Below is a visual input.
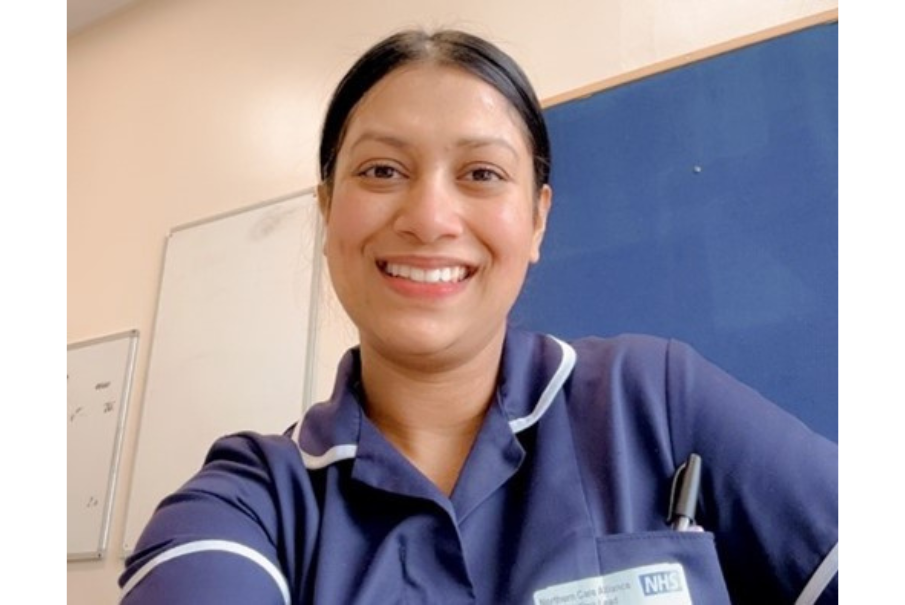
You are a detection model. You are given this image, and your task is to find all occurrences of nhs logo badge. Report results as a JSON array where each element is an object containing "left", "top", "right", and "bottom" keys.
[
  {"left": 534, "top": 563, "right": 692, "bottom": 605},
  {"left": 639, "top": 570, "right": 684, "bottom": 596}
]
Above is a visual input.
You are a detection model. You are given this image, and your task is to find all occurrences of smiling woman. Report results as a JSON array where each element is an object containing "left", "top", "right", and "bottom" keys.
[
  {"left": 327, "top": 65, "right": 547, "bottom": 356},
  {"left": 322, "top": 61, "right": 550, "bottom": 493},
  {"left": 118, "top": 29, "right": 838, "bottom": 605}
]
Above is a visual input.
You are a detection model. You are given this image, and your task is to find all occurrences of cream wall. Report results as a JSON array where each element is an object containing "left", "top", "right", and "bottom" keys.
[{"left": 67, "top": 0, "right": 837, "bottom": 602}]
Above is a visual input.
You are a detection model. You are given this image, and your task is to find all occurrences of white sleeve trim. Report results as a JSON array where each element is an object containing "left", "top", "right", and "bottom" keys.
[
  {"left": 794, "top": 542, "right": 838, "bottom": 605},
  {"left": 508, "top": 336, "right": 576, "bottom": 434},
  {"left": 119, "top": 539, "right": 290, "bottom": 605}
]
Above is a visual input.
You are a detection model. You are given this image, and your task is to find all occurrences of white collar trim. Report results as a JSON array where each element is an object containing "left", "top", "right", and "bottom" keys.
[
  {"left": 294, "top": 334, "right": 576, "bottom": 468},
  {"left": 508, "top": 335, "right": 576, "bottom": 434}
]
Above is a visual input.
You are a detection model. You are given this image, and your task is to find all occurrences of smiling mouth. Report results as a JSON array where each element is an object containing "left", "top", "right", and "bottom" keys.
[{"left": 379, "top": 262, "right": 472, "bottom": 284}]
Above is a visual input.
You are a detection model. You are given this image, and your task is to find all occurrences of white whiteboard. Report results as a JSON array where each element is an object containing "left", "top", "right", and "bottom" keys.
[
  {"left": 122, "top": 190, "right": 322, "bottom": 554},
  {"left": 68, "top": 330, "right": 139, "bottom": 560}
]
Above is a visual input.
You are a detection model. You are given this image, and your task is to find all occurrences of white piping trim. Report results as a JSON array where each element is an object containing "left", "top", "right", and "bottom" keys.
[
  {"left": 300, "top": 443, "right": 358, "bottom": 470},
  {"left": 508, "top": 336, "right": 577, "bottom": 433},
  {"left": 794, "top": 542, "right": 838, "bottom": 605},
  {"left": 119, "top": 539, "right": 290, "bottom": 604}
]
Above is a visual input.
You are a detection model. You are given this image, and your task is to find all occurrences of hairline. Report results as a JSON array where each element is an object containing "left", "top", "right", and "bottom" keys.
[{"left": 323, "top": 57, "right": 541, "bottom": 196}]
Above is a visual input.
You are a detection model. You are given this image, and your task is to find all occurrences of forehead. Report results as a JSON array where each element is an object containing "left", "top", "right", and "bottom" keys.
[{"left": 341, "top": 63, "right": 531, "bottom": 152}]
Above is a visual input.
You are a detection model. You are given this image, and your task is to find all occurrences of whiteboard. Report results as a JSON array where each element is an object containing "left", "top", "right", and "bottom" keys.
[
  {"left": 68, "top": 330, "right": 139, "bottom": 560},
  {"left": 122, "top": 190, "right": 322, "bottom": 554}
]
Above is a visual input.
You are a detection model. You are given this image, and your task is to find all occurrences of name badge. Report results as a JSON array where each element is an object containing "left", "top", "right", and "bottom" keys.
[{"left": 534, "top": 563, "right": 691, "bottom": 605}]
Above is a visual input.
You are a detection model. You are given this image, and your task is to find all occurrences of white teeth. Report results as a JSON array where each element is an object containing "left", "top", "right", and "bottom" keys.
[{"left": 383, "top": 263, "right": 468, "bottom": 284}]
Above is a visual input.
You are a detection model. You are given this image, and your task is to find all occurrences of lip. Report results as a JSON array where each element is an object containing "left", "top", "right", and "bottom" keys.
[
  {"left": 375, "top": 256, "right": 476, "bottom": 297},
  {"left": 377, "top": 255, "right": 476, "bottom": 273}
]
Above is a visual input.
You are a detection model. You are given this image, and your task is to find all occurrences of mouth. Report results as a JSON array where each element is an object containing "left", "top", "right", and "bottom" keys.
[{"left": 378, "top": 261, "right": 473, "bottom": 284}]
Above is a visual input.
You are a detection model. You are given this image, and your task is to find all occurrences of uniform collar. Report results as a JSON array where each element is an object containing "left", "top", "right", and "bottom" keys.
[
  {"left": 496, "top": 327, "right": 576, "bottom": 432},
  {"left": 295, "top": 327, "right": 577, "bottom": 510},
  {"left": 294, "top": 348, "right": 364, "bottom": 469}
]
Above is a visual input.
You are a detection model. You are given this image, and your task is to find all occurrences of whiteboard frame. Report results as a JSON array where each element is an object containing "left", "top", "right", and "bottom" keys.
[
  {"left": 163, "top": 188, "right": 325, "bottom": 413},
  {"left": 121, "top": 188, "right": 324, "bottom": 556},
  {"left": 67, "top": 329, "right": 139, "bottom": 561}
]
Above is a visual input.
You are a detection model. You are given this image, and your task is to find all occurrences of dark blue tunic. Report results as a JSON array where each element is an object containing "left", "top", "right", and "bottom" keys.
[{"left": 120, "top": 328, "right": 838, "bottom": 604}]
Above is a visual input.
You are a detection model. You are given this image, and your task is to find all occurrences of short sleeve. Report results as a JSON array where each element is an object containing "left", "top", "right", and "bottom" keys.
[{"left": 664, "top": 339, "right": 838, "bottom": 604}]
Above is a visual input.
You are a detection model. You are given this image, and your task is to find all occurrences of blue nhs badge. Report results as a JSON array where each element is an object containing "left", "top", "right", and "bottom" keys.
[{"left": 639, "top": 570, "right": 684, "bottom": 596}]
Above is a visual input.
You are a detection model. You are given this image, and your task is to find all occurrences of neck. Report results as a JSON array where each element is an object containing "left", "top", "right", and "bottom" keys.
[{"left": 358, "top": 332, "right": 505, "bottom": 495}]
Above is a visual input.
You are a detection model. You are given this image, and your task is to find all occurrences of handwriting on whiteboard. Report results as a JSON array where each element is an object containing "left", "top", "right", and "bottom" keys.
[{"left": 67, "top": 398, "right": 116, "bottom": 422}]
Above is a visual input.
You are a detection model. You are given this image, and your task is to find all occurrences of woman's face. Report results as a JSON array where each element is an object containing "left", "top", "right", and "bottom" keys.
[{"left": 321, "top": 63, "right": 551, "bottom": 367}]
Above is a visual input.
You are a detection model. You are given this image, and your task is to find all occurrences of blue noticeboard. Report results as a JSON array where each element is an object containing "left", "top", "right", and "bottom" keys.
[{"left": 512, "top": 23, "right": 838, "bottom": 441}]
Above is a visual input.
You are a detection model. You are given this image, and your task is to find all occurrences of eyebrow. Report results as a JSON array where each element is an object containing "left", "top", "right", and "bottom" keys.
[
  {"left": 348, "top": 131, "right": 520, "bottom": 160},
  {"left": 456, "top": 136, "right": 520, "bottom": 161},
  {"left": 348, "top": 132, "right": 411, "bottom": 153}
]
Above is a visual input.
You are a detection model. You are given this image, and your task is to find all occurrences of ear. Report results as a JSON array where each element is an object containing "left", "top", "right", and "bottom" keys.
[
  {"left": 316, "top": 183, "right": 332, "bottom": 255},
  {"left": 529, "top": 184, "right": 552, "bottom": 264},
  {"left": 316, "top": 182, "right": 331, "bottom": 222}
]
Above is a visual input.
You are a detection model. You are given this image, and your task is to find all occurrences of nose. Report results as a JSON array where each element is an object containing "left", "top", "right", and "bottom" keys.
[{"left": 392, "top": 175, "right": 464, "bottom": 243}]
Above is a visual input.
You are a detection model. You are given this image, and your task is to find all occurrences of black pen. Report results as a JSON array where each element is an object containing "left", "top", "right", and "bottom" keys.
[{"left": 669, "top": 453, "right": 702, "bottom": 531}]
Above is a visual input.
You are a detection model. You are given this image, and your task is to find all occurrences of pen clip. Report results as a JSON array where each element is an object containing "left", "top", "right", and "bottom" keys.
[
  {"left": 668, "top": 453, "right": 702, "bottom": 530},
  {"left": 667, "top": 460, "right": 688, "bottom": 524}
]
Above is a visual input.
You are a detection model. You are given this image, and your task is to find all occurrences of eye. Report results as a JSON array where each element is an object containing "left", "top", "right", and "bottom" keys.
[
  {"left": 463, "top": 167, "right": 504, "bottom": 182},
  {"left": 359, "top": 163, "right": 404, "bottom": 179}
]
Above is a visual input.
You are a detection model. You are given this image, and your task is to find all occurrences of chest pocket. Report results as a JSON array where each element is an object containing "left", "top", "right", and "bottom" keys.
[
  {"left": 591, "top": 530, "right": 730, "bottom": 605},
  {"left": 530, "top": 530, "right": 731, "bottom": 605}
]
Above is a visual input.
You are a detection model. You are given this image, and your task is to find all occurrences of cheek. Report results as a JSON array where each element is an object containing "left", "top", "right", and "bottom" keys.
[
  {"left": 325, "top": 191, "right": 359, "bottom": 242},
  {"left": 478, "top": 200, "right": 540, "bottom": 257},
  {"left": 323, "top": 194, "right": 382, "bottom": 264},
  {"left": 323, "top": 219, "right": 364, "bottom": 310},
  {"left": 324, "top": 219, "right": 359, "bottom": 269}
]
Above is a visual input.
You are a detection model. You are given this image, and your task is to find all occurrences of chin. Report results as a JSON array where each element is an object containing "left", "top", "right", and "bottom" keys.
[
  {"left": 365, "top": 317, "right": 507, "bottom": 368},
  {"left": 380, "top": 329, "right": 458, "bottom": 359}
]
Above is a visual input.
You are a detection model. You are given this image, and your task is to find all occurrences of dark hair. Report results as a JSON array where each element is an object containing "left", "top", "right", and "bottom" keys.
[{"left": 318, "top": 29, "right": 551, "bottom": 199}]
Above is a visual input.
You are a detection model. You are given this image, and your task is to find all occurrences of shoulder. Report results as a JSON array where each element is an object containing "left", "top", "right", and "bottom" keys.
[
  {"left": 569, "top": 332, "right": 670, "bottom": 367},
  {"left": 120, "top": 431, "right": 310, "bottom": 604},
  {"left": 565, "top": 333, "right": 749, "bottom": 403},
  {"left": 186, "top": 430, "right": 308, "bottom": 488},
  {"left": 508, "top": 327, "right": 673, "bottom": 376},
  {"left": 132, "top": 430, "right": 310, "bottom": 544},
  {"left": 202, "top": 429, "right": 303, "bottom": 466},
  {"left": 502, "top": 329, "right": 686, "bottom": 417},
  {"left": 564, "top": 332, "right": 677, "bottom": 398}
]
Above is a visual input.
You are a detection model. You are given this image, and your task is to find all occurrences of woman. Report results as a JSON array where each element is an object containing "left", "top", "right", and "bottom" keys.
[{"left": 120, "top": 29, "right": 838, "bottom": 604}]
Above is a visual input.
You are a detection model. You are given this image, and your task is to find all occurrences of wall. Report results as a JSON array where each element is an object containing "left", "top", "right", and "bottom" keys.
[{"left": 67, "top": 0, "right": 837, "bottom": 602}]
